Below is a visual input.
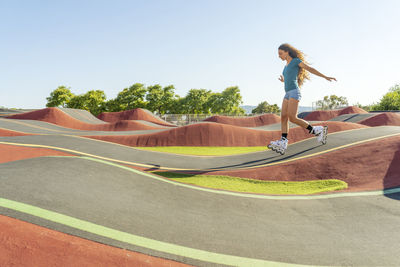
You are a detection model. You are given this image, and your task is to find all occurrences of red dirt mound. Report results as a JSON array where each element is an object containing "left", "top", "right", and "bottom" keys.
[
  {"left": 304, "top": 106, "right": 368, "bottom": 121},
  {"left": 97, "top": 108, "right": 175, "bottom": 127},
  {"left": 359, "top": 112, "right": 400, "bottom": 127},
  {"left": 0, "top": 215, "right": 190, "bottom": 267},
  {"left": 202, "top": 135, "right": 400, "bottom": 192},
  {"left": 0, "top": 144, "right": 74, "bottom": 163},
  {"left": 0, "top": 128, "right": 33, "bottom": 137},
  {"left": 6, "top": 108, "right": 164, "bottom": 131},
  {"left": 85, "top": 121, "right": 368, "bottom": 147},
  {"left": 204, "top": 114, "right": 281, "bottom": 127}
]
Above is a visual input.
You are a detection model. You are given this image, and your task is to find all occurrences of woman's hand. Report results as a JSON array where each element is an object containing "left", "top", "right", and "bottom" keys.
[
  {"left": 279, "top": 75, "right": 284, "bottom": 82},
  {"left": 325, "top": 77, "right": 337, "bottom": 82}
]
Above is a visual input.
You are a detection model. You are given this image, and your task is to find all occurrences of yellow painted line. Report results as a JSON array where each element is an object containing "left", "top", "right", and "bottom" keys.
[
  {"left": 0, "top": 140, "right": 162, "bottom": 169},
  {"left": 1, "top": 131, "right": 400, "bottom": 172}
]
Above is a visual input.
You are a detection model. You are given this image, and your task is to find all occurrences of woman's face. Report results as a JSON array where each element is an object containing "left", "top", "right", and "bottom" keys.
[{"left": 278, "top": 49, "right": 288, "bottom": 61}]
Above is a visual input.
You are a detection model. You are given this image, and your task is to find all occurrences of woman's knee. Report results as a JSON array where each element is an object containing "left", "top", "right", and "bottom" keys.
[
  {"left": 281, "top": 114, "right": 289, "bottom": 122},
  {"left": 288, "top": 114, "right": 298, "bottom": 122}
]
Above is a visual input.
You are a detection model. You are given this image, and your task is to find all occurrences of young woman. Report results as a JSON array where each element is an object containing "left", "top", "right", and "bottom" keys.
[{"left": 268, "top": 43, "right": 337, "bottom": 155}]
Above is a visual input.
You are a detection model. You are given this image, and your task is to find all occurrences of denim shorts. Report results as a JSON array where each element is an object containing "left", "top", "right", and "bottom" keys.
[{"left": 284, "top": 88, "right": 302, "bottom": 101}]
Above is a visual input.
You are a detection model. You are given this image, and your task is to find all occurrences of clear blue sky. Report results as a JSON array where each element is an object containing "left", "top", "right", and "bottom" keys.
[{"left": 1, "top": 0, "right": 399, "bottom": 109}]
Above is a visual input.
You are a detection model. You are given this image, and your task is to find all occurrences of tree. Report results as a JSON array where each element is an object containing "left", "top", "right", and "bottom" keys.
[
  {"left": 219, "top": 86, "right": 245, "bottom": 115},
  {"left": 252, "top": 101, "right": 281, "bottom": 114},
  {"left": 146, "top": 84, "right": 179, "bottom": 115},
  {"left": 182, "top": 89, "right": 213, "bottom": 114},
  {"left": 316, "top": 95, "right": 348, "bottom": 110},
  {"left": 371, "top": 84, "right": 400, "bottom": 111},
  {"left": 114, "top": 83, "right": 147, "bottom": 110},
  {"left": 168, "top": 97, "right": 186, "bottom": 114},
  {"left": 67, "top": 90, "right": 106, "bottom": 115},
  {"left": 46, "top": 86, "right": 74, "bottom": 108},
  {"left": 103, "top": 98, "right": 121, "bottom": 112}
]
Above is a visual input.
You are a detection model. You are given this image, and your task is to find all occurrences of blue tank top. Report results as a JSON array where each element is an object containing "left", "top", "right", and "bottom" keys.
[{"left": 283, "top": 57, "right": 302, "bottom": 92}]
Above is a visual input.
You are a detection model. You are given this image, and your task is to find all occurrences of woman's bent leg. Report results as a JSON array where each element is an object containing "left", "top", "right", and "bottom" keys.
[{"left": 287, "top": 98, "right": 309, "bottom": 128}]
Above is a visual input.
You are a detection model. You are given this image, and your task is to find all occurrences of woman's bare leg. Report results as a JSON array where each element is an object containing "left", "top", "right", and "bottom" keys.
[
  {"left": 287, "top": 98, "right": 309, "bottom": 128},
  {"left": 281, "top": 98, "right": 289, "bottom": 134}
]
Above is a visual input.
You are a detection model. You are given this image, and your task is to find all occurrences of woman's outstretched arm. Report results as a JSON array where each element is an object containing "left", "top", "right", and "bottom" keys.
[{"left": 299, "top": 62, "right": 337, "bottom": 82}]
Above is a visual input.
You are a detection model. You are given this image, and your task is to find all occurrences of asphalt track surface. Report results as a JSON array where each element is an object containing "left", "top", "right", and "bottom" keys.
[
  {"left": 328, "top": 113, "right": 379, "bottom": 123},
  {"left": 1, "top": 113, "right": 400, "bottom": 266},
  {"left": 1, "top": 156, "right": 400, "bottom": 267},
  {"left": 1, "top": 126, "right": 399, "bottom": 171}
]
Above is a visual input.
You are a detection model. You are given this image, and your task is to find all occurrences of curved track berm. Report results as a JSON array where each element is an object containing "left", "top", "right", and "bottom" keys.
[
  {"left": 97, "top": 108, "right": 176, "bottom": 127},
  {"left": 6, "top": 108, "right": 166, "bottom": 131},
  {"left": 86, "top": 121, "right": 368, "bottom": 147},
  {"left": 204, "top": 113, "right": 280, "bottom": 127},
  {"left": 304, "top": 106, "right": 368, "bottom": 121}
]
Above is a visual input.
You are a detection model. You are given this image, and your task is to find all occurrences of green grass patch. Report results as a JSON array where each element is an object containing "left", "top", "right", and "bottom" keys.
[
  {"left": 152, "top": 172, "right": 348, "bottom": 195},
  {"left": 135, "top": 146, "right": 267, "bottom": 156}
]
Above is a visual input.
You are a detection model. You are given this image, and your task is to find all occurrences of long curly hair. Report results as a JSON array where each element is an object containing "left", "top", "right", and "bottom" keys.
[{"left": 278, "top": 43, "right": 310, "bottom": 87}]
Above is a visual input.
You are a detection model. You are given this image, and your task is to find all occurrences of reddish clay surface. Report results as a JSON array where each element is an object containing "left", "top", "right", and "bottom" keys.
[
  {"left": 97, "top": 108, "right": 175, "bottom": 127},
  {"left": 85, "top": 121, "right": 368, "bottom": 147},
  {"left": 359, "top": 112, "right": 400, "bottom": 127},
  {"left": 0, "top": 215, "right": 191, "bottom": 267},
  {"left": 304, "top": 106, "right": 368, "bottom": 121},
  {"left": 6, "top": 108, "right": 164, "bottom": 131},
  {"left": 204, "top": 114, "right": 281, "bottom": 127},
  {"left": 199, "top": 135, "right": 400, "bottom": 192},
  {"left": 0, "top": 128, "right": 33, "bottom": 137},
  {"left": 0, "top": 144, "right": 74, "bottom": 164}
]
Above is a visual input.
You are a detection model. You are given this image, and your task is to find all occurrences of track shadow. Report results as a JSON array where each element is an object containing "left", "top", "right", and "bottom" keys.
[
  {"left": 149, "top": 144, "right": 321, "bottom": 174},
  {"left": 383, "top": 147, "right": 400, "bottom": 201},
  {"left": 203, "top": 144, "right": 321, "bottom": 171},
  {"left": 342, "top": 114, "right": 359, "bottom": 122}
]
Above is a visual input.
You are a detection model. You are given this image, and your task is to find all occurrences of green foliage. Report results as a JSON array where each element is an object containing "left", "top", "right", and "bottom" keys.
[
  {"left": 220, "top": 86, "right": 245, "bottom": 115},
  {"left": 67, "top": 90, "right": 106, "bottom": 115},
  {"left": 252, "top": 101, "right": 280, "bottom": 114},
  {"left": 168, "top": 97, "right": 186, "bottom": 114},
  {"left": 114, "top": 83, "right": 147, "bottom": 110},
  {"left": 103, "top": 98, "right": 121, "bottom": 112},
  {"left": 371, "top": 84, "right": 400, "bottom": 111},
  {"left": 45, "top": 83, "right": 246, "bottom": 115},
  {"left": 181, "top": 89, "right": 213, "bottom": 114},
  {"left": 146, "top": 84, "right": 178, "bottom": 115},
  {"left": 46, "top": 86, "right": 74, "bottom": 108},
  {"left": 316, "top": 95, "right": 348, "bottom": 110},
  {"left": 354, "top": 102, "right": 372, "bottom": 112}
]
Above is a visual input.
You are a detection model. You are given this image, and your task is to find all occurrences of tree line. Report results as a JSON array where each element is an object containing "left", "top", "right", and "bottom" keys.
[
  {"left": 45, "top": 83, "right": 400, "bottom": 116},
  {"left": 46, "top": 84, "right": 280, "bottom": 116}
]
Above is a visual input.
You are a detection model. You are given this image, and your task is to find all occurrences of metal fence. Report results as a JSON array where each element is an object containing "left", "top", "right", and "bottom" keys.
[
  {"left": 311, "top": 102, "right": 349, "bottom": 111},
  {"left": 159, "top": 113, "right": 279, "bottom": 126}
]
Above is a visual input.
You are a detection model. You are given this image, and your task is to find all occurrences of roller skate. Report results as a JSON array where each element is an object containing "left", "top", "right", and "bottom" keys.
[
  {"left": 267, "top": 137, "right": 288, "bottom": 155},
  {"left": 312, "top": 125, "right": 328, "bottom": 145}
]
